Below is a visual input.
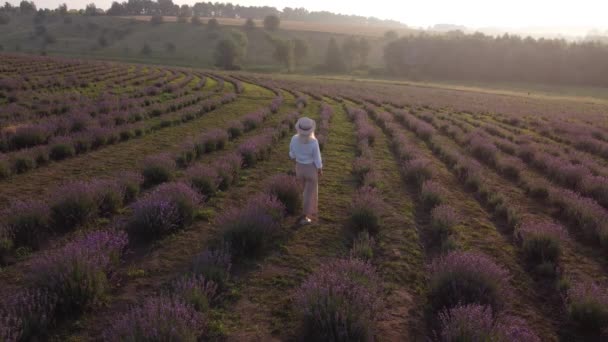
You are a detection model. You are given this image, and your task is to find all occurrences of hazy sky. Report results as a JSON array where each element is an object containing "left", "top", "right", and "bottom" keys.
[{"left": 10, "top": 0, "right": 608, "bottom": 30}]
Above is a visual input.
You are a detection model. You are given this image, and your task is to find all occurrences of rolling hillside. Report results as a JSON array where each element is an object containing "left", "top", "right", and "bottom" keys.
[{"left": 0, "top": 14, "right": 400, "bottom": 71}]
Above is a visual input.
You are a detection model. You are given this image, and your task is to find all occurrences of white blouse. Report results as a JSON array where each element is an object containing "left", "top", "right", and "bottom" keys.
[{"left": 289, "top": 135, "right": 323, "bottom": 169}]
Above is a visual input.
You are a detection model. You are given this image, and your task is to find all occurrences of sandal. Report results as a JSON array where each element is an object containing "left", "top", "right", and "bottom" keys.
[{"left": 299, "top": 217, "right": 312, "bottom": 225}]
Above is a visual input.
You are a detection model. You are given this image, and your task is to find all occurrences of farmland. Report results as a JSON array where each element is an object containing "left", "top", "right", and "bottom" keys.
[{"left": 1, "top": 52, "right": 608, "bottom": 341}]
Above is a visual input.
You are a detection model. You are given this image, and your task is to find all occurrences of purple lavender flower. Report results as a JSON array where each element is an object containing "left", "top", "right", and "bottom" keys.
[
  {"left": 186, "top": 164, "right": 220, "bottom": 196},
  {"left": 566, "top": 280, "right": 608, "bottom": 332},
  {"left": 428, "top": 251, "right": 511, "bottom": 313},
  {"left": 50, "top": 180, "right": 100, "bottom": 230},
  {"left": 171, "top": 275, "right": 218, "bottom": 311},
  {"left": 421, "top": 180, "right": 447, "bottom": 208},
  {"left": 141, "top": 153, "right": 176, "bottom": 186},
  {"left": 349, "top": 186, "right": 384, "bottom": 234},
  {"left": 264, "top": 174, "right": 301, "bottom": 215},
  {"left": 218, "top": 193, "right": 285, "bottom": 258},
  {"left": 437, "top": 304, "right": 540, "bottom": 342},
  {"left": 294, "top": 258, "right": 383, "bottom": 341},
  {"left": 2, "top": 200, "right": 50, "bottom": 248},
  {"left": 102, "top": 296, "right": 205, "bottom": 342},
  {"left": 192, "top": 243, "right": 232, "bottom": 289},
  {"left": 516, "top": 219, "right": 567, "bottom": 266},
  {"left": 129, "top": 182, "right": 201, "bottom": 238},
  {"left": 430, "top": 205, "right": 460, "bottom": 238},
  {"left": 29, "top": 229, "right": 128, "bottom": 314}
]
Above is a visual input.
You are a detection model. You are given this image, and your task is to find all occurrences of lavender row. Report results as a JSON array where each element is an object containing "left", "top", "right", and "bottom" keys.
[
  {"left": 316, "top": 102, "right": 333, "bottom": 150},
  {"left": 386, "top": 104, "right": 608, "bottom": 337},
  {"left": 0, "top": 93, "right": 237, "bottom": 180}
]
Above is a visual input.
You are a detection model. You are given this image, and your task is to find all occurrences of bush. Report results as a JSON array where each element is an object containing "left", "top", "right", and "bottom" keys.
[
  {"left": 227, "top": 120, "right": 244, "bottom": 139},
  {"left": 192, "top": 244, "right": 232, "bottom": 290},
  {"left": 469, "top": 135, "right": 498, "bottom": 165},
  {"left": 207, "top": 18, "right": 219, "bottom": 30},
  {"left": 141, "top": 153, "right": 176, "bottom": 186},
  {"left": 30, "top": 230, "right": 127, "bottom": 315},
  {"left": 404, "top": 158, "right": 433, "bottom": 188},
  {"left": 350, "top": 231, "right": 375, "bottom": 261},
  {"left": 11, "top": 125, "right": 49, "bottom": 148},
  {"left": 150, "top": 15, "right": 163, "bottom": 25},
  {"left": 0, "top": 288, "right": 58, "bottom": 341},
  {"left": 295, "top": 258, "right": 382, "bottom": 341},
  {"left": 219, "top": 193, "right": 284, "bottom": 258},
  {"left": 0, "top": 154, "right": 11, "bottom": 179},
  {"left": 349, "top": 186, "right": 384, "bottom": 234},
  {"left": 216, "top": 153, "right": 242, "bottom": 190},
  {"left": 171, "top": 275, "right": 217, "bottom": 312},
  {"left": 94, "top": 179, "right": 125, "bottom": 216},
  {"left": 566, "top": 280, "right": 608, "bottom": 333},
  {"left": 437, "top": 304, "right": 540, "bottom": 342},
  {"left": 428, "top": 251, "right": 511, "bottom": 314},
  {"left": 129, "top": 182, "right": 201, "bottom": 239},
  {"left": 3, "top": 200, "right": 50, "bottom": 248},
  {"left": 421, "top": 180, "right": 446, "bottom": 208},
  {"left": 516, "top": 220, "right": 566, "bottom": 272},
  {"left": 238, "top": 134, "right": 272, "bottom": 166},
  {"left": 264, "top": 174, "right": 301, "bottom": 215},
  {"left": 430, "top": 205, "right": 459, "bottom": 239},
  {"left": 117, "top": 171, "right": 143, "bottom": 203},
  {"left": 102, "top": 296, "right": 205, "bottom": 341},
  {"left": 352, "top": 157, "right": 373, "bottom": 184},
  {"left": 263, "top": 15, "right": 280, "bottom": 31},
  {"left": 49, "top": 138, "right": 75, "bottom": 160},
  {"left": 50, "top": 181, "right": 100, "bottom": 230},
  {"left": 186, "top": 165, "right": 220, "bottom": 197},
  {"left": 13, "top": 154, "right": 36, "bottom": 173}
]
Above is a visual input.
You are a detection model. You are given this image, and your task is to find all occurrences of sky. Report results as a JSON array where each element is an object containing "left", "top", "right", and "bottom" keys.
[{"left": 9, "top": 0, "right": 608, "bottom": 32}]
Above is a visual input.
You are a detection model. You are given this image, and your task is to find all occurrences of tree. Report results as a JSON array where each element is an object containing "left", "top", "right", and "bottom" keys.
[
  {"left": 141, "top": 42, "right": 151, "bottom": 55},
  {"left": 293, "top": 38, "right": 309, "bottom": 66},
  {"left": 325, "top": 37, "right": 344, "bottom": 72},
  {"left": 57, "top": 3, "right": 67, "bottom": 15},
  {"left": 214, "top": 38, "right": 245, "bottom": 70},
  {"left": 263, "top": 15, "right": 280, "bottom": 31},
  {"left": 244, "top": 18, "right": 255, "bottom": 30},
  {"left": 107, "top": 2, "right": 124, "bottom": 15},
  {"left": 19, "top": 1, "right": 36, "bottom": 14},
  {"left": 272, "top": 39, "right": 294, "bottom": 72},
  {"left": 191, "top": 15, "right": 201, "bottom": 26},
  {"left": 150, "top": 15, "right": 163, "bottom": 25},
  {"left": 84, "top": 3, "right": 97, "bottom": 16},
  {"left": 342, "top": 36, "right": 359, "bottom": 71},
  {"left": 207, "top": 18, "right": 219, "bottom": 30},
  {"left": 358, "top": 37, "right": 371, "bottom": 67},
  {"left": 384, "top": 30, "right": 398, "bottom": 40},
  {"left": 179, "top": 4, "right": 191, "bottom": 17}
]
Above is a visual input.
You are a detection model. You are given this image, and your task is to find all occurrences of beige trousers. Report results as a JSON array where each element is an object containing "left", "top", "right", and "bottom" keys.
[{"left": 296, "top": 162, "right": 318, "bottom": 218}]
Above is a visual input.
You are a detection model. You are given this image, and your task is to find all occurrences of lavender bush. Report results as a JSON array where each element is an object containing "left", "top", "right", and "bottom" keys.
[
  {"left": 430, "top": 205, "right": 460, "bottom": 239},
  {"left": 227, "top": 120, "right": 244, "bottom": 138},
  {"left": 129, "top": 182, "right": 201, "bottom": 239},
  {"left": 0, "top": 153, "right": 9, "bottom": 179},
  {"left": 404, "top": 158, "right": 433, "bottom": 188},
  {"left": 436, "top": 304, "right": 540, "bottom": 342},
  {"left": 0, "top": 288, "right": 58, "bottom": 341},
  {"left": 93, "top": 179, "right": 125, "bottom": 216},
  {"left": 350, "top": 231, "right": 375, "bottom": 261},
  {"left": 566, "top": 280, "right": 608, "bottom": 332},
  {"left": 50, "top": 181, "right": 100, "bottom": 230},
  {"left": 171, "top": 275, "right": 218, "bottom": 312},
  {"left": 421, "top": 180, "right": 446, "bottom": 208},
  {"left": 3, "top": 200, "right": 50, "bottom": 248},
  {"left": 295, "top": 258, "right": 383, "bottom": 341},
  {"left": 117, "top": 171, "right": 143, "bottom": 203},
  {"left": 30, "top": 230, "right": 128, "bottom": 314},
  {"left": 428, "top": 251, "right": 511, "bottom": 313},
  {"left": 516, "top": 219, "right": 566, "bottom": 271},
  {"left": 102, "top": 296, "right": 205, "bottom": 342},
  {"left": 349, "top": 186, "right": 384, "bottom": 234},
  {"left": 186, "top": 164, "right": 220, "bottom": 196},
  {"left": 192, "top": 243, "right": 232, "bottom": 290},
  {"left": 216, "top": 153, "right": 242, "bottom": 190},
  {"left": 48, "top": 136, "right": 75, "bottom": 161},
  {"left": 219, "top": 193, "right": 284, "bottom": 258},
  {"left": 141, "top": 153, "right": 176, "bottom": 186},
  {"left": 264, "top": 174, "right": 301, "bottom": 215}
]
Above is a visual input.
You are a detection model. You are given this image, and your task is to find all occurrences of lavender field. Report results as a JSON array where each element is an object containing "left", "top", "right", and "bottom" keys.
[{"left": 1, "top": 53, "right": 608, "bottom": 341}]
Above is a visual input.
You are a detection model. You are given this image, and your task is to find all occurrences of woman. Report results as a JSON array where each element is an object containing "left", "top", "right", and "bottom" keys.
[{"left": 289, "top": 117, "right": 323, "bottom": 225}]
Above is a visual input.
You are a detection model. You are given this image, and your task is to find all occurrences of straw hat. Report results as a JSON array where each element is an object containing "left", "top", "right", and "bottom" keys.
[{"left": 295, "top": 117, "right": 316, "bottom": 136}]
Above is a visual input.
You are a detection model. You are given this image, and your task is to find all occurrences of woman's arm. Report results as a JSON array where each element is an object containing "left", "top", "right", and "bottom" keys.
[
  {"left": 289, "top": 137, "right": 296, "bottom": 160},
  {"left": 313, "top": 140, "right": 323, "bottom": 170}
]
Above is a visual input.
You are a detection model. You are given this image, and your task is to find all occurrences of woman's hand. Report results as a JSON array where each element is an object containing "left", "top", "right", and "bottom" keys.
[{"left": 317, "top": 169, "right": 323, "bottom": 178}]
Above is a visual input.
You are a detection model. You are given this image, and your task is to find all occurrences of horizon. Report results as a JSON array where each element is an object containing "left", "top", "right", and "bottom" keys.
[{"left": 5, "top": 0, "right": 608, "bottom": 36}]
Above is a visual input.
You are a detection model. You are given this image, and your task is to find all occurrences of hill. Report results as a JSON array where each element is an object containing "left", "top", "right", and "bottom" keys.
[{"left": 0, "top": 14, "right": 402, "bottom": 71}]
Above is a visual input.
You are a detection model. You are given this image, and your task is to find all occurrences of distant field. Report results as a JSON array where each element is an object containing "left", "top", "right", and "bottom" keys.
[{"left": 122, "top": 15, "right": 416, "bottom": 37}]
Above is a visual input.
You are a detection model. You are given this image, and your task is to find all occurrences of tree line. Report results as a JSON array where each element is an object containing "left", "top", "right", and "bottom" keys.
[{"left": 384, "top": 31, "right": 608, "bottom": 87}]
